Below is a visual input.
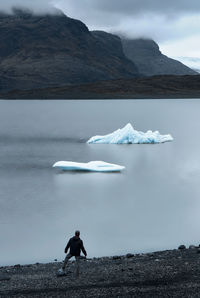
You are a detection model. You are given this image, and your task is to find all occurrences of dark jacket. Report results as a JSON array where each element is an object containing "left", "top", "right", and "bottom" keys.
[{"left": 65, "top": 236, "right": 87, "bottom": 257}]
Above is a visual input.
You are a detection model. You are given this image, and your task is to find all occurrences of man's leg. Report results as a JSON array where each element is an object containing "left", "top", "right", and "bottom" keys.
[
  {"left": 75, "top": 256, "right": 80, "bottom": 277},
  {"left": 62, "top": 254, "right": 72, "bottom": 270}
]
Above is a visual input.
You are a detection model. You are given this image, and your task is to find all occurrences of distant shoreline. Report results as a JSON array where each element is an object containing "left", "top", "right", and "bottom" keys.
[
  {"left": 1, "top": 95, "right": 200, "bottom": 100},
  {"left": 1, "top": 247, "right": 200, "bottom": 297},
  {"left": 1, "top": 75, "right": 200, "bottom": 100},
  {"left": 2, "top": 97, "right": 200, "bottom": 101}
]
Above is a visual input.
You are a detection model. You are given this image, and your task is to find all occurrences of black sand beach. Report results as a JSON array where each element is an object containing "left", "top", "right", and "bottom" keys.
[{"left": 1, "top": 247, "right": 200, "bottom": 297}]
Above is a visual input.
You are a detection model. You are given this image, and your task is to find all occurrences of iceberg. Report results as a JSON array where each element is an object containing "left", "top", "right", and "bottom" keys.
[
  {"left": 53, "top": 161, "right": 125, "bottom": 172},
  {"left": 87, "top": 123, "right": 173, "bottom": 144}
]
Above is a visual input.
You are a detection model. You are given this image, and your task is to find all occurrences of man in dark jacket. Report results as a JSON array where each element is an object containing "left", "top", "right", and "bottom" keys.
[{"left": 61, "top": 230, "right": 87, "bottom": 277}]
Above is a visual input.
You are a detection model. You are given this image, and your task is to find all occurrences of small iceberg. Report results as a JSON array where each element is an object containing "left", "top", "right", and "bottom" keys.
[
  {"left": 53, "top": 161, "right": 125, "bottom": 172},
  {"left": 87, "top": 123, "right": 173, "bottom": 144}
]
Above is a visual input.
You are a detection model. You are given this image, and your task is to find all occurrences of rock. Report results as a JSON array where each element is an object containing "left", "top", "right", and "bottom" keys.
[
  {"left": 56, "top": 269, "right": 66, "bottom": 277},
  {"left": 178, "top": 245, "right": 186, "bottom": 250},
  {"left": 197, "top": 248, "right": 200, "bottom": 254},
  {"left": 0, "top": 274, "right": 11, "bottom": 281},
  {"left": 148, "top": 254, "right": 155, "bottom": 257},
  {"left": 14, "top": 264, "right": 21, "bottom": 268},
  {"left": 54, "top": 259, "right": 58, "bottom": 262},
  {"left": 189, "top": 245, "right": 196, "bottom": 249},
  {"left": 113, "top": 256, "right": 121, "bottom": 260},
  {"left": 126, "top": 253, "right": 134, "bottom": 258}
]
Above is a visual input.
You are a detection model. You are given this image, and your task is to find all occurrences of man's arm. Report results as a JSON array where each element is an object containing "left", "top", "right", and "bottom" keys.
[
  {"left": 80, "top": 240, "right": 87, "bottom": 256},
  {"left": 64, "top": 239, "right": 71, "bottom": 254}
]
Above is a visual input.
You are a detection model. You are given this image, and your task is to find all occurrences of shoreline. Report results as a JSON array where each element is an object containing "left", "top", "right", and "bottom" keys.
[
  {"left": 1, "top": 75, "right": 200, "bottom": 100},
  {"left": 1, "top": 246, "right": 200, "bottom": 297},
  {"left": 1, "top": 96, "right": 200, "bottom": 100}
]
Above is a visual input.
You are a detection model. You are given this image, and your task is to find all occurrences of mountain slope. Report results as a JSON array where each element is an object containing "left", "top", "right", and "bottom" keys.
[
  {"left": 0, "top": 10, "right": 139, "bottom": 92},
  {"left": 122, "top": 38, "right": 197, "bottom": 76},
  {"left": 176, "top": 57, "right": 200, "bottom": 73}
]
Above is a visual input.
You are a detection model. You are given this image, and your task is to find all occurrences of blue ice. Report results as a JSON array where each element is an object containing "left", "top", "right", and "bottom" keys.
[{"left": 87, "top": 123, "right": 173, "bottom": 144}]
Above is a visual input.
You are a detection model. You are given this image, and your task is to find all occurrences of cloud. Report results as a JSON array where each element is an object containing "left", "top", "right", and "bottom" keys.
[
  {"left": 0, "top": 0, "right": 199, "bottom": 57},
  {"left": 112, "top": 14, "right": 200, "bottom": 42},
  {"left": 54, "top": 0, "right": 200, "bottom": 57},
  {"left": 56, "top": 0, "right": 200, "bottom": 20},
  {"left": 160, "top": 33, "right": 200, "bottom": 57},
  {"left": 54, "top": 0, "right": 200, "bottom": 43},
  {"left": 0, "top": 0, "right": 56, "bottom": 14},
  {"left": 2, "top": 0, "right": 200, "bottom": 16}
]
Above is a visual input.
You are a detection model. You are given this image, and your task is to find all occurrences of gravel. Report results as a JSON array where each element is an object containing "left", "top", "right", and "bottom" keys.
[{"left": 1, "top": 248, "right": 200, "bottom": 297}]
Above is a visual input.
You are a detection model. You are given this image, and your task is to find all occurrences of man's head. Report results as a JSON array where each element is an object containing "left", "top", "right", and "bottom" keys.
[{"left": 75, "top": 230, "right": 80, "bottom": 237}]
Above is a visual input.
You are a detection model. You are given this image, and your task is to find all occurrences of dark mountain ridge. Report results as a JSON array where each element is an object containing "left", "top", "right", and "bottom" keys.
[
  {"left": 0, "top": 9, "right": 139, "bottom": 92},
  {"left": 122, "top": 38, "right": 197, "bottom": 76},
  {"left": 0, "top": 9, "right": 198, "bottom": 96}
]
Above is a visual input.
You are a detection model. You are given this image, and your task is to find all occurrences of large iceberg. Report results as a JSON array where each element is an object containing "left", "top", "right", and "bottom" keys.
[
  {"left": 53, "top": 161, "right": 125, "bottom": 172},
  {"left": 87, "top": 123, "right": 173, "bottom": 144}
]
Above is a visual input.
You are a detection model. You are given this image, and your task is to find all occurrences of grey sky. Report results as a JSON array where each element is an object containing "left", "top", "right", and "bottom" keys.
[
  {"left": 58, "top": 0, "right": 200, "bottom": 16},
  {"left": 55, "top": 0, "right": 200, "bottom": 58},
  {"left": 2, "top": 0, "right": 199, "bottom": 15},
  {"left": 0, "top": 0, "right": 200, "bottom": 58}
]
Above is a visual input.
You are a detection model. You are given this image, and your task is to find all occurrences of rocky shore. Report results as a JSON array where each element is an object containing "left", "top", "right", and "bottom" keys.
[{"left": 1, "top": 247, "right": 200, "bottom": 297}]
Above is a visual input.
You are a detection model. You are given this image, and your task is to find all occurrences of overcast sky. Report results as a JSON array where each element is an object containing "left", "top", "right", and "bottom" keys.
[{"left": 1, "top": 0, "right": 200, "bottom": 59}]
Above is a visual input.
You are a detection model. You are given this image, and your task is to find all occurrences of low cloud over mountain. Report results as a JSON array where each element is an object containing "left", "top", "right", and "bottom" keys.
[
  {"left": 0, "top": 1, "right": 199, "bottom": 59},
  {"left": 0, "top": 0, "right": 56, "bottom": 14}
]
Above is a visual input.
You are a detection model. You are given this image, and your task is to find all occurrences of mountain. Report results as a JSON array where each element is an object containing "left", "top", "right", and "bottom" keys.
[
  {"left": 0, "top": 9, "right": 139, "bottom": 92},
  {"left": 121, "top": 38, "right": 198, "bottom": 76},
  {"left": 0, "top": 9, "right": 197, "bottom": 95}
]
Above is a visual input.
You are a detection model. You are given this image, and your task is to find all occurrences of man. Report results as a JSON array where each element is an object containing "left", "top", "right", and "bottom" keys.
[{"left": 61, "top": 230, "right": 87, "bottom": 277}]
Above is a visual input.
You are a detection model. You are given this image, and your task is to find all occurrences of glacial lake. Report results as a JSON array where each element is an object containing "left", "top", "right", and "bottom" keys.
[{"left": 0, "top": 99, "right": 200, "bottom": 266}]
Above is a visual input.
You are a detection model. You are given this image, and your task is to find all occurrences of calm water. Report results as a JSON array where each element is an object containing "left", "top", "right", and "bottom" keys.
[{"left": 0, "top": 99, "right": 200, "bottom": 266}]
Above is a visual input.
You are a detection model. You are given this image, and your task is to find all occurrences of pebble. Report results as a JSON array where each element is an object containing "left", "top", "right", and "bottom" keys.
[{"left": 1, "top": 248, "right": 200, "bottom": 297}]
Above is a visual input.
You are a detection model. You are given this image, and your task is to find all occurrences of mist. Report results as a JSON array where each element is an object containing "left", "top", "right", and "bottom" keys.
[
  {"left": 0, "top": 0, "right": 57, "bottom": 14},
  {"left": 1, "top": 0, "right": 199, "bottom": 43}
]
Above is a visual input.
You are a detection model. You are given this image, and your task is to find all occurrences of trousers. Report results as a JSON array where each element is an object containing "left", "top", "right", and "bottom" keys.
[{"left": 62, "top": 254, "right": 80, "bottom": 276}]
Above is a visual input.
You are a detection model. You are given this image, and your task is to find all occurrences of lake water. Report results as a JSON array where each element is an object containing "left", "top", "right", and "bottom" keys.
[{"left": 1, "top": 99, "right": 200, "bottom": 266}]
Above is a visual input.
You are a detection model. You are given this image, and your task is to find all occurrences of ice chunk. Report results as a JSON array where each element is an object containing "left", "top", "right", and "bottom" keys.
[
  {"left": 53, "top": 161, "right": 125, "bottom": 172},
  {"left": 87, "top": 123, "right": 173, "bottom": 144}
]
